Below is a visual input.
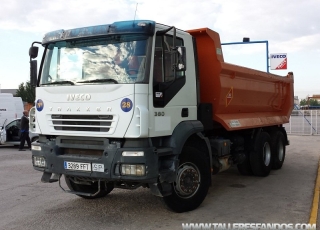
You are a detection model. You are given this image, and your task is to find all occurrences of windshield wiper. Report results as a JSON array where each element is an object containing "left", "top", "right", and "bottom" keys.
[
  {"left": 41, "top": 80, "right": 75, "bottom": 85},
  {"left": 77, "top": 79, "right": 118, "bottom": 84}
]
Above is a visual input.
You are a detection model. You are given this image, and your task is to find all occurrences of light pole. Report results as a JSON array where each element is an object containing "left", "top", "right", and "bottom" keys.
[{"left": 221, "top": 38, "right": 269, "bottom": 73}]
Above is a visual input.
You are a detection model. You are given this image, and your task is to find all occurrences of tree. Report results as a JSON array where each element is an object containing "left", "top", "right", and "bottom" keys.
[
  {"left": 300, "top": 98, "right": 319, "bottom": 106},
  {"left": 15, "top": 81, "right": 35, "bottom": 104}
]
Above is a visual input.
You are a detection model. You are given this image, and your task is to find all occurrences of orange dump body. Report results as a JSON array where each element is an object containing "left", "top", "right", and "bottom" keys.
[{"left": 187, "top": 28, "right": 294, "bottom": 131}]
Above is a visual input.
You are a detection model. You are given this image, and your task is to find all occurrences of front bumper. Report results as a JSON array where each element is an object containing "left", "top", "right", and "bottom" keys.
[{"left": 31, "top": 136, "right": 159, "bottom": 183}]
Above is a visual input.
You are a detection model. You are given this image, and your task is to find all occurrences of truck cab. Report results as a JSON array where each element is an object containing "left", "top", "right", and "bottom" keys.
[
  {"left": 30, "top": 21, "right": 195, "bottom": 138},
  {"left": 29, "top": 20, "right": 206, "bottom": 212}
]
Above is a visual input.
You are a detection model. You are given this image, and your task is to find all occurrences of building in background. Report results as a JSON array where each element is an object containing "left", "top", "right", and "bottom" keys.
[
  {"left": 0, "top": 89, "right": 33, "bottom": 111},
  {"left": 294, "top": 96, "right": 299, "bottom": 106},
  {"left": 0, "top": 89, "right": 17, "bottom": 95}
]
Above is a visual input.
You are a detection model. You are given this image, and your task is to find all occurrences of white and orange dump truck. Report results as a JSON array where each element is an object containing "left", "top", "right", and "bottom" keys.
[{"left": 29, "top": 20, "right": 294, "bottom": 212}]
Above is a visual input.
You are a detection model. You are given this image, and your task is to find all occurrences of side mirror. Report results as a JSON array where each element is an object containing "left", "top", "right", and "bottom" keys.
[
  {"left": 30, "top": 60, "right": 37, "bottom": 87},
  {"left": 29, "top": 46, "right": 39, "bottom": 59},
  {"left": 175, "top": 46, "right": 186, "bottom": 71}
]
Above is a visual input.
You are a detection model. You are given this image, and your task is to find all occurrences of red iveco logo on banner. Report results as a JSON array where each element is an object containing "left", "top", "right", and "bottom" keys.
[{"left": 270, "top": 53, "right": 287, "bottom": 70}]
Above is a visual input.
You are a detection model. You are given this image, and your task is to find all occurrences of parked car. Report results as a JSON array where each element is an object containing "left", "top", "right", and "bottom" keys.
[{"left": 0, "top": 118, "right": 39, "bottom": 146}]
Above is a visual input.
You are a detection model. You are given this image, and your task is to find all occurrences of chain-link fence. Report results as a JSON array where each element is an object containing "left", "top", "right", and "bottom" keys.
[{"left": 284, "top": 110, "right": 320, "bottom": 135}]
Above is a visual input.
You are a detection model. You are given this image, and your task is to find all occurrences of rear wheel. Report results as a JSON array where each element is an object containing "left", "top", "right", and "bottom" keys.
[
  {"left": 65, "top": 176, "right": 114, "bottom": 199},
  {"left": 162, "top": 146, "right": 211, "bottom": 213},
  {"left": 271, "top": 131, "right": 286, "bottom": 170},
  {"left": 250, "top": 132, "right": 272, "bottom": 177}
]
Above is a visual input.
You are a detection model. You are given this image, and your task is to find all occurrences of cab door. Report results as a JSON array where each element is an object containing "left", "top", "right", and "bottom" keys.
[
  {"left": 148, "top": 31, "right": 197, "bottom": 137},
  {"left": 5, "top": 119, "right": 21, "bottom": 142}
]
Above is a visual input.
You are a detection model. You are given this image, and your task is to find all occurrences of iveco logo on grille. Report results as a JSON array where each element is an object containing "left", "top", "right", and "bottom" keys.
[{"left": 67, "top": 94, "right": 91, "bottom": 101}]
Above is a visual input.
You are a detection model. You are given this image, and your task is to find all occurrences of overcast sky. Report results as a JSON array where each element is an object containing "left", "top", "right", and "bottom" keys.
[{"left": 0, "top": 0, "right": 319, "bottom": 99}]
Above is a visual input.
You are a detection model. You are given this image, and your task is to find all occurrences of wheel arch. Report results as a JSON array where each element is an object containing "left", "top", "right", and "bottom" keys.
[
  {"left": 279, "top": 126, "right": 289, "bottom": 146},
  {"left": 31, "top": 136, "right": 39, "bottom": 143},
  {"left": 162, "top": 120, "right": 212, "bottom": 184},
  {"left": 162, "top": 120, "right": 205, "bottom": 155},
  {"left": 263, "top": 126, "right": 289, "bottom": 146}
]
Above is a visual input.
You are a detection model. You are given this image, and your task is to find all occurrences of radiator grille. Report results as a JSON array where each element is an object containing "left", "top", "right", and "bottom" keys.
[{"left": 50, "top": 114, "right": 115, "bottom": 133}]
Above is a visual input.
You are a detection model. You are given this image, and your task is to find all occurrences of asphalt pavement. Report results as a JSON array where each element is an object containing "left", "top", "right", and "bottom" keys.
[{"left": 0, "top": 135, "right": 319, "bottom": 230}]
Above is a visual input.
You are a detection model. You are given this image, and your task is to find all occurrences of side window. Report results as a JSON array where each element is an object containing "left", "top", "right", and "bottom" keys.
[
  {"left": 153, "top": 35, "right": 184, "bottom": 84},
  {"left": 153, "top": 34, "right": 186, "bottom": 108},
  {"left": 153, "top": 47, "right": 163, "bottom": 83},
  {"left": 6, "top": 120, "right": 17, "bottom": 129},
  {"left": 16, "top": 120, "right": 21, "bottom": 129}
]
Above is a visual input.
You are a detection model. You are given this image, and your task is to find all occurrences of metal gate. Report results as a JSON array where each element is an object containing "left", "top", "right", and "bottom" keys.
[{"left": 284, "top": 110, "right": 320, "bottom": 135}]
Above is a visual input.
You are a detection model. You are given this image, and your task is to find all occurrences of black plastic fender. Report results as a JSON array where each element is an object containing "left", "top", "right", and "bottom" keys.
[
  {"left": 162, "top": 120, "right": 212, "bottom": 182},
  {"left": 162, "top": 120, "right": 204, "bottom": 155}
]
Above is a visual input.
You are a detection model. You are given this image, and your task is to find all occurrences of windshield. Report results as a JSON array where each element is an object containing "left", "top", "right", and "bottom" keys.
[{"left": 40, "top": 35, "right": 149, "bottom": 86}]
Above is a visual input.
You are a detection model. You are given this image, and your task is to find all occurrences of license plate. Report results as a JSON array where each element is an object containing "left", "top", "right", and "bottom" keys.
[{"left": 64, "top": 161, "right": 91, "bottom": 172}]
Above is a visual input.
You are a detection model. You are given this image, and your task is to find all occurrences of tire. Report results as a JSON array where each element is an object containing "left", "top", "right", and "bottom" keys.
[
  {"left": 162, "top": 146, "right": 211, "bottom": 213},
  {"left": 270, "top": 131, "right": 286, "bottom": 170},
  {"left": 237, "top": 151, "right": 253, "bottom": 176},
  {"left": 250, "top": 132, "right": 272, "bottom": 177},
  {"left": 65, "top": 176, "right": 114, "bottom": 199}
]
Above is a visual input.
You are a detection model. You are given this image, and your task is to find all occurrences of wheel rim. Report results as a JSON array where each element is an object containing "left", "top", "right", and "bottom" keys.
[
  {"left": 278, "top": 141, "right": 284, "bottom": 161},
  {"left": 174, "top": 162, "right": 201, "bottom": 199},
  {"left": 263, "top": 142, "right": 271, "bottom": 166}
]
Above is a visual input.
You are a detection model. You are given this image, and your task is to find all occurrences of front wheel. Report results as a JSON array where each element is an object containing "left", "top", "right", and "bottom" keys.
[
  {"left": 162, "top": 146, "right": 211, "bottom": 213},
  {"left": 65, "top": 176, "right": 114, "bottom": 199}
]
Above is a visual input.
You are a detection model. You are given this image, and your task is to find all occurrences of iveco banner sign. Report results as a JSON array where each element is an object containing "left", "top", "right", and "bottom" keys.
[{"left": 270, "top": 53, "right": 287, "bottom": 70}]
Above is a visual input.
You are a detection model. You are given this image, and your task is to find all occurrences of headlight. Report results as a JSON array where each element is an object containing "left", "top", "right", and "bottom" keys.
[
  {"left": 31, "top": 145, "right": 41, "bottom": 151},
  {"left": 33, "top": 156, "right": 46, "bottom": 168},
  {"left": 122, "top": 151, "right": 144, "bottom": 156},
  {"left": 121, "top": 164, "right": 145, "bottom": 176}
]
